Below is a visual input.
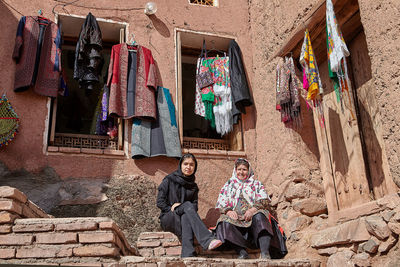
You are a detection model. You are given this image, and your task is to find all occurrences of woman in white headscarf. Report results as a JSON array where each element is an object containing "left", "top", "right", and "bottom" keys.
[{"left": 215, "top": 158, "right": 273, "bottom": 259}]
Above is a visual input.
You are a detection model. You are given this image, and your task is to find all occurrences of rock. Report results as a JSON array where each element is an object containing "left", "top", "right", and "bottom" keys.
[
  {"left": 311, "top": 218, "right": 370, "bottom": 248},
  {"left": 385, "top": 256, "right": 400, "bottom": 267},
  {"left": 287, "top": 215, "right": 311, "bottom": 232},
  {"left": 387, "top": 222, "right": 400, "bottom": 235},
  {"left": 317, "top": 247, "right": 337, "bottom": 256},
  {"left": 326, "top": 250, "right": 355, "bottom": 267},
  {"left": 312, "top": 216, "right": 329, "bottom": 231},
  {"left": 391, "top": 211, "right": 400, "bottom": 222},
  {"left": 295, "top": 197, "right": 327, "bottom": 217},
  {"left": 351, "top": 252, "right": 370, "bottom": 267},
  {"left": 285, "top": 183, "right": 309, "bottom": 201},
  {"left": 377, "top": 194, "right": 400, "bottom": 210},
  {"left": 381, "top": 210, "right": 395, "bottom": 222},
  {"left": 58, "top": 178, "right": 108, "bottom": 205},
  {"left": 378, "top": 234, "right": 397, "bottom": 253},
  {"left": 0, "top": 162, "right": 10, "bottom": 178},
  {"left": 364, "top": 215, "right": 391, "bottom": 240},
  {"left": 362, "top": 236, "right": 380, "bottom": 254}
]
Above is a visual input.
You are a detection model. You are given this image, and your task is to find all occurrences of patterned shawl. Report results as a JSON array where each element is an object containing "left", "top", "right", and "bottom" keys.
[
  {"left": 275, "top": 56, "right": 301, "bottom": 124},
  {"left": 326, "top": 0, "right": 355, "bottom": 119},
  {"left": 300, "top": 29, "right": 323, "bottom": 102},
  {"left": 216, "top": 159, "right": 270, "bottom": 210}
]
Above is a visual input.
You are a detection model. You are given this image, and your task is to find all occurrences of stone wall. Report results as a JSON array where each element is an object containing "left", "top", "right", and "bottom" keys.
[
  {"left": 0, "top": 186, "right": 137, "bottom": 265},
  {"left": 309, "top": 193, "right": 400, "bottom": 266}
]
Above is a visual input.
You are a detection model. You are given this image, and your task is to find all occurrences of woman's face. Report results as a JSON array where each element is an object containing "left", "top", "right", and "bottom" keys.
[
  {"left": 236, "top": 164, "right": 249, "bottom": 180},
  {"left": 181, "top": 158, "right": 196, "bottom": 176}
]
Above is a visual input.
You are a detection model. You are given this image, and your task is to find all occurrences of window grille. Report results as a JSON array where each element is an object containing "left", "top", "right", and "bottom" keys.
[
  {"left": 183, "top": 137, "right": 229, "bottom": 151},
  {"left": 53, "top": 133, "right": 118, "bottom": 150},
  {"left": 189, "top": 0, "right": 216, "bottom": 7}
]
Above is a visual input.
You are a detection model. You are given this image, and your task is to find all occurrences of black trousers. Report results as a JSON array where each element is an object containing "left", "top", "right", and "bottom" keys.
[
  {"left": 215, "top": 213, "right": 273, "bottom": 251},
  {"left": 160, "top": 201, "right": 214, "bottom": 257}
]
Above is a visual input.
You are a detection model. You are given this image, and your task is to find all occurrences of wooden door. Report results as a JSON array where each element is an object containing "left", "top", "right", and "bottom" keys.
[{"left": 315, "top": 59, "right": 372, "bottom": 211}]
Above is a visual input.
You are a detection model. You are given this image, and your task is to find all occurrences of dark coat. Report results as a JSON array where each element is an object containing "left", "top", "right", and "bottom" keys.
[
  {"left": 73, "top": 12, "right": 103, "bottom": 91},
  {"left": 228, "top": 40, "right": 253, "bottom": 124},
  {"left": 156, "top": 156, "right": 199, "bottom": 237},
  {"left": 12, "top": 16, "right": 61, "bottom": 97}
]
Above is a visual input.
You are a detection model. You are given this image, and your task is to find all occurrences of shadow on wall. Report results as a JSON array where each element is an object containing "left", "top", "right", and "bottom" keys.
[
  {"left": 288, "top": 96, "right": 321, "bottom": 161},
  {"left": 328, "top": 107, "right": 349, "bottom": 177},
  {"left": 0, "top": 1, "right": 18, "bottom": 90},
  {"left": 134, "top": 156, "right": 178, "bottom": 177},
  {"left": 148, "top": 14, "right": 170, "bottom": 38},
  {"left": 358, "top": 101, "right": 385, "bottom": 192}
]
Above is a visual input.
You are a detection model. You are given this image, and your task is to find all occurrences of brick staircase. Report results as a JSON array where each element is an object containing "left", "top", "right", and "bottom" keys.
[{"left": 0, "top": 186, "right": 320, "bottom": 266}]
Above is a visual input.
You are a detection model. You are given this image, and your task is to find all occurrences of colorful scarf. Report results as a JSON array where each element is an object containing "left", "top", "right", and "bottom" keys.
[
  {"left": 275, "top": 56, "right": 301, "bottom": 125},
  {"left": 216, "top": 159, "right": 270, "bottom": 210},
  {"left": 212, "top": 56, "right": 232, "bottom": 136},
  {"left": 300, "top": 29, "right": 324, "bottom": 102},
  {"left": 0, "top": 94, "right": 19, "bottom": 147},
  {"left": 326, "top": 0, "right": 355, "bottom": 119},
  {"left": 199, "top": 58, "right": 216, "bottom": 128}
]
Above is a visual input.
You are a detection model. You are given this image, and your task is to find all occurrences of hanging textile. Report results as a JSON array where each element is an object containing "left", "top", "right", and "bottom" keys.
[
  {"left": 194, "top": 58, "right": 206, "bottom": 118},
  {"left": 0, "top": 95, "right": 19, "bottom": 147},
  {"left": 12, "top": 16, "right": 61, "bottom": 97},
  {"left": 199, "top": 58, "right": 216, "bottom": 128},
  {"left": 73, "top": 12, "right": 103, "bottom": 92},
  {"left": 300, "top": 29, "right": 324, "bottom": 102},
  {"left": 131, "top": 87, "right": 182, "bottom": 159},
  {"left": 212, "top": 56, "right": 232, "bottom": 136},
  {"left": 275, "top": 57, "right": 301, "bottom": 125},
  {"left": 326, "top": 0, "right": 355, "bottom": 119},
  {"left": 107, "top": 44, "right": 159, "bottom": 120},
  {"left": 228, "top": 40, "right": 253, "bottom": 124}
]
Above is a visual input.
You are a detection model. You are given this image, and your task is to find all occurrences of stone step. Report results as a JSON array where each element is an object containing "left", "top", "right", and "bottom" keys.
[{"left": 120, "top": 256, "right": 321, "bottom": 267}]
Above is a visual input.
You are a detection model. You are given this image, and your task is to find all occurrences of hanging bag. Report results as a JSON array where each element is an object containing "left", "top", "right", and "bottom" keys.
[{"left": 196, "top": 40, "right": 214, "bottom": 89}]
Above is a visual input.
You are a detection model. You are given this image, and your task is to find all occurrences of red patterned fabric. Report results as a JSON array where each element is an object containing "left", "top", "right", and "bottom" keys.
[
  {"left": 12, "top": 16, "right": 61, "bottom": 97},
  {"left": 107, "top": 44, "right": 158, "bottom": 120}
]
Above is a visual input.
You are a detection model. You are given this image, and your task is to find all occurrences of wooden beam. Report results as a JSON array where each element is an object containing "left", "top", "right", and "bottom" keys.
[{"left": 271, "top": 0, "right": 360, "bottom": 61}]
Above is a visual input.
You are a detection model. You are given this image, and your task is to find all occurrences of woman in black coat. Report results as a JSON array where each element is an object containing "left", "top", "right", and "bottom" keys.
[{"left": 157, "top": 153, "right": 222, "bottom": 257}]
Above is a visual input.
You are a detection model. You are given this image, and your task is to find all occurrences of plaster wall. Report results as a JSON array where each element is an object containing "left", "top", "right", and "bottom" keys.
[
  {"left": 247, "top": 0, "right": 399, "bottom": 206},
  {"left": 0, "top": 0, "right": 255, "bottom": 217}
]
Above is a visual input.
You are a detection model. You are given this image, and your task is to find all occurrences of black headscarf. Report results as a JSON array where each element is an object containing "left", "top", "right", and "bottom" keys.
[{"left": 166, "top": 154, "right": 198, "bottom": 190}]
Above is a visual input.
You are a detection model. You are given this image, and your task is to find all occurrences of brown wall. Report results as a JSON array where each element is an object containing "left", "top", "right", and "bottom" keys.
[
  {"left": 0, "top": 0, "right": 255, "bottom": 216},
  {"left": 247, "top": 0, "right": 399, "bottom": 207},
  {"left": 1, "top": 0, "right": 399, "bottom": 218}
]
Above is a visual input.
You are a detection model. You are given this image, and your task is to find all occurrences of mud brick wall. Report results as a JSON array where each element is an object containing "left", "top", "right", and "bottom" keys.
[
  {"left": 137, "top": 232, "right": 262, "bottom": 259},
  {"left": 0, "top": 186, "right": 137, "bottom": 265}
]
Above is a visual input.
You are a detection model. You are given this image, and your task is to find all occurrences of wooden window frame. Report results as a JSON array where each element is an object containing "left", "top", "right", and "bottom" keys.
[
  {"left": 175, "top": 28, "right": 246, "bottom": 158},
  {"left": 44, "top": 14, "right": 129, "bottom": 158}
]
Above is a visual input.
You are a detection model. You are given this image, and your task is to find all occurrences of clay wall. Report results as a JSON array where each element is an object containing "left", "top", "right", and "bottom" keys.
[
  {"left": 0, "top": 0, "right": 255, "bottom": 217},
  {"left": 247, "top": 0, "right": 399, "bottom": 209}
]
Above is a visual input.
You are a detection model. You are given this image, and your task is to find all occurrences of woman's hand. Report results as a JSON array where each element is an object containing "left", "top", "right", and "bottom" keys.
[
  {"left": 244, "top": 207, "right": 257, "bottom": 221},
  {"left": 226, "top": 210, "right": 239, "bottom": 220},
  {"left": 171, "top": 203, "right": 181, "bottom": 211}
]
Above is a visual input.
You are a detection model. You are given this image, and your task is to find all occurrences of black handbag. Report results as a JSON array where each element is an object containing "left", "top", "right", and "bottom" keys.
[
  {"left": 269, "top": 214, "right": 288, "bottom": 259},
  {"left": 196, "top": 40, "right": 214, "bottom": 89}
]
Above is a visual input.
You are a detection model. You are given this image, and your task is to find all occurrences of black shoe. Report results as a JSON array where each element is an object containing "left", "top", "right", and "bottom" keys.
[
  {"left": 260, "top": 252, "right": 271, "bottom": 259},
  {"left": 238, "top": 249, "right": 249, "bottom": 259}
]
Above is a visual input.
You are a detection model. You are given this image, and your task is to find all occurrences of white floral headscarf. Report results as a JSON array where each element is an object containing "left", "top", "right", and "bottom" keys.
[{"left": 216, "top": 159, "right": 270, "bottom": 210}]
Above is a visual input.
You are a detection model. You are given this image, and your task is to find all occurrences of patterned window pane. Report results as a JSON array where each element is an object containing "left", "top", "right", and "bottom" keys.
[{"left": 189, "top": 0, "right": 215, "bottom": 7}]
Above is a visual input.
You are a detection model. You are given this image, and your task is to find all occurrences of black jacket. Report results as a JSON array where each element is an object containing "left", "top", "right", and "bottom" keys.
[
  {"left": 73, "top": 12, "right": 103, "bottom": 91},
  {"left": 156, "top": 156, "right": 199, "bottom": 219},
  {"left": 228, "top": 40, "right": 253, "bottom": 124}
]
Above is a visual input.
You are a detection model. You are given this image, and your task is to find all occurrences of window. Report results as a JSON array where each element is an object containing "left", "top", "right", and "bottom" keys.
[
  {"left": 47, "top": 14, "right": 128, "bottom": 156},
  {"left": 189, "top": 0, "right": 218, "bottom": 7},
  {"left": 176, "top": 29, "right": 244, "bottom": 155}
]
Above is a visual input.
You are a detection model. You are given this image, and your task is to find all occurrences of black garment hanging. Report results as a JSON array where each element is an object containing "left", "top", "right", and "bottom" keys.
[
  {"left": 228, "top": 40, "right": 253, "bottom": 124},
  {"left": 73, "top": 12, "right": 103, "bottom": 93}
]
